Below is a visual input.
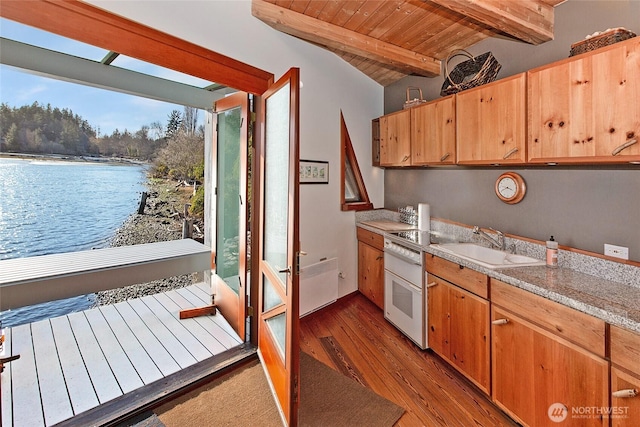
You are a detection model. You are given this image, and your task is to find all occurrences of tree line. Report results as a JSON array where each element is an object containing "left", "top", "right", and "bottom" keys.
[{"left": 0, "top": 101, "right": 204, "bottom": 183}]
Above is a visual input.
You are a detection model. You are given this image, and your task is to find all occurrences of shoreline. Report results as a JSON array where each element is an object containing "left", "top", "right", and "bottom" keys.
[
  {"left": 94, "top": 176, "right": 204, "bottom": 306},
  {"left": 0, "top": 152, "right": 147, "bottom": 166}
]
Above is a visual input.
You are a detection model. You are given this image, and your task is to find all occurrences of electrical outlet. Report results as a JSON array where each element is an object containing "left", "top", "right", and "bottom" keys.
[{"left": 604, "top": 244, "right": 629, "bottom": 260}]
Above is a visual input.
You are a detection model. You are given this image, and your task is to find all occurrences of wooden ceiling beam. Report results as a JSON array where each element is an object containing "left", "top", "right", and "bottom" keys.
[
  {"left": 428, "top": 0, "right": 556, "bottom": 45},
  {"left": 252, "top": 0, "right": 441, "bottom": 77}
]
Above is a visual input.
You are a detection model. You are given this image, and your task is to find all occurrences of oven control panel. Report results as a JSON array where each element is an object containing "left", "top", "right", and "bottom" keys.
[{"left": 384, "top": 239, "right": 422, "bottom": 263}]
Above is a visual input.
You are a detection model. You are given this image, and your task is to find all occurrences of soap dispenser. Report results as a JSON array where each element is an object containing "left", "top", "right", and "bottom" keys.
[{"left": 546, "top": 236, "right": 558, "bottom": 268}]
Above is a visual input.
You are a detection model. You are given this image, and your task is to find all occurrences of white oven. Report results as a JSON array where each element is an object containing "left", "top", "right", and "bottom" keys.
[{"left": 384, "top": 234, "right": 427, "bottom": 349}]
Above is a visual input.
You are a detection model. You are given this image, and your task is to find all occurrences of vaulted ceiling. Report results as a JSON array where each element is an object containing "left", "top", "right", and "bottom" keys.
[{"left": 252, "top": 0, "right": 566, "bottom": 86}]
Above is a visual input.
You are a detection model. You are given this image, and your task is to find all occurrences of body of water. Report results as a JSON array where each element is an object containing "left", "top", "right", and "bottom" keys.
[{"left": 0, "top": 157, "right": 146, "bottom": 326}]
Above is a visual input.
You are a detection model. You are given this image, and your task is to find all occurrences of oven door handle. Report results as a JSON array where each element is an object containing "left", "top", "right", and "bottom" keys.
[{"left": 384, "top": 251, "right": 422, "bottom": 266}]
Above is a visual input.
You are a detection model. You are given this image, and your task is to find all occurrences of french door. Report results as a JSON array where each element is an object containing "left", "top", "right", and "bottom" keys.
[
  {"left": 256, "top": 68, "right": 300, "bottom": 426},
  {"left": 213, "top": 92, "right": 249, "bottom": 338}
]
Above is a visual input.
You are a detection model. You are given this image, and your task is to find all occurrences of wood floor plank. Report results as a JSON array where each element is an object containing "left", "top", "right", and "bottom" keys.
[
  {"left": 67, "top": 312, "right": 123, "bottom": 404},
  {"left": 83, "top": 307, "right": 144, "bottom": 394},
  {"left": 300, "top": 293, "right": 517, "bottom": 427},
  {"left": 10, "top": 323, "right": 45, "bottom": 427},
  {"left": 30, "top": 319, "right": 73, "bottom": 425},
  {"left": 98, "top": 304, "right": 163, "bottom": 385},
  {"left": 152, "top": 292, "right": 228, "bottom": 355},
  {"left": 1, "top": 327, "right": 13, "bottom": 427},
  {"left": 50, "top": 316, "right": 100, "bottom": 415},
  {"left": 127, "top": 298, "right": 197, "bottom": 369},
  {"left": 139, "top": 295, "right": 212, "bottom": 362},
  {"left": 113, "top": 302, "right": 181, "bottom": 377}
]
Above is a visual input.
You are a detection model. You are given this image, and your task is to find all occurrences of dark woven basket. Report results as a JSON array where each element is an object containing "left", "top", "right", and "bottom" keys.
[
  {"left": 440, "top": 50, "right": 501, "bottom": 97},
  {"left": 569, "top": 28, "right": 636, "bottom": 57}
]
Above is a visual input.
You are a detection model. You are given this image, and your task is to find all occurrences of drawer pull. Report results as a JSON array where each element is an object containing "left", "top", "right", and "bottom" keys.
[
  {"left": 492, "top": 318, "right": 509, "bottom": 325},
  {"left": 612, "top": 389, "right": 638, "bottom": 398},
  {"left": 376, "top": 256, "right": 383, "bottom": 261},
  {"left": 612, "top": 138, "right": 637, "bottom": 156},
  {"left": 503, "top": 147, "right": 519, "bottom": 160},
  {"left": 426, "top": 282, "right": 438, "bottom": 288},
  {"left": 440, "top": 152, "right": 450, "bottom": 162},
  {"left": 402, "top": 155, "right": 410, "bottom": 162}
]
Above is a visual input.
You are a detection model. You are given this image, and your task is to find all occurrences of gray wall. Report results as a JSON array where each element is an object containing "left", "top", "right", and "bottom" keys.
[{"left": 383, "top": 1, "right": 640, "bottom": 261}]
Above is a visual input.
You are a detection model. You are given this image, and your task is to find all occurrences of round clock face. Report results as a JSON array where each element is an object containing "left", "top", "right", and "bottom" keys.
[
  {"left": 498, "top": 177, "right": 517, "bottom": 199},
  {"left": 495, "top": 172, "right": 526, "bottom": 204}
]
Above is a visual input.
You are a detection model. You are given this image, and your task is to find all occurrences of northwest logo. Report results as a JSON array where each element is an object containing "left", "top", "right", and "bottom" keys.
[{"left": 548, "top": 403, "right": 569, "bottom": 422}]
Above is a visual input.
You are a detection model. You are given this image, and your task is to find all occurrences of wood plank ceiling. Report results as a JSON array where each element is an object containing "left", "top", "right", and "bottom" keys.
[{"left": 252, "top": 0, "right": 566, "bottom": 86}]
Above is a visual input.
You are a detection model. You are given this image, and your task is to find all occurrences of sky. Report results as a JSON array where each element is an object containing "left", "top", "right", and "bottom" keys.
[{"left": 0, "top": 18, "right": 208, "bottom": 136}]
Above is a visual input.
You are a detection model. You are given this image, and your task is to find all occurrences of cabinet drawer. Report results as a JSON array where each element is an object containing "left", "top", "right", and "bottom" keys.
[
  {"left": 611, "top": 325, "right": 640, "bottom": 374},
  {"left": 491, "top": 279, "right": 605, "bottom": 357},
  {"left": 611, "top": 367, "right": 640, "bottom": 427},
  {"left": 357, "top": 227, "right": 384, "bottom": 251},
  {"left": 426, "top": 254, "right": 488, "bottom": 298}
]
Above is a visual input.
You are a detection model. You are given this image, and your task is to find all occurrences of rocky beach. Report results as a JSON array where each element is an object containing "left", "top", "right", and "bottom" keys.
[{"left": 94, "top": 177, "right": 205, "bottom": 306}]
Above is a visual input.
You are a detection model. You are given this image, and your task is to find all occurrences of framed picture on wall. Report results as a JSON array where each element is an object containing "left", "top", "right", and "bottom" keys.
[{"left": 299, "top": 160, "right": 329, "bottom": 184}]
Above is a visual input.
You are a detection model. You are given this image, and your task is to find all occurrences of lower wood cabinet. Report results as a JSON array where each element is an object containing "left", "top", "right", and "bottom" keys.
[
  {"left": 357, "top": 227, "right": 384, "bottom": 309},
  {"left": 610, "top": 325, "right": 640, "bottom": 427},
  {"left": 427, "top": 256, "right": 490, "bottom": 393},
  {"left": 491, "top": 305, "right": 609, "bottom": 427}
]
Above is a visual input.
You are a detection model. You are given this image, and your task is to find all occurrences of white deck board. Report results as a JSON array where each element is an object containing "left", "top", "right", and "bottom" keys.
[
  {"left": 153, "top": 292, "right": 228, "bottom": 355},
  {"left": 98, "top": 305, "right": 163, "bottom": 385},
  {"left": 83, "top": 308, "right": 144, "bottom": 394},
  {"left": 10, "top": 323, "right": 45, "bottom": 427},
  {"left": 176, "top": 288, "right": 241, "bottom": 346},
  {"left": 127, "top": 298, "right": 197, "bottom": 369},
  {"left": 50, "top": 316, "right": 100, "bottom": 415},
  {"left": 2, "top": 283, "right": 241, "bottom": 426},
  {"left": 188, "top": 285, "right": 243, "bottom": 344},
  {"left": 67, "top": 312, "right": 123, "bottom": 403},
  {"left": 1, "top": 327, "right": 13, "bottom": 427},
  {"left": 113, "top": 301, "right": 181, "bottom": 377},
  {"left": 140, "top": 295, "right": 212, "bottom": 362},
  {"left": 31, "top": 320, "right": 73, "bottom": 425}
]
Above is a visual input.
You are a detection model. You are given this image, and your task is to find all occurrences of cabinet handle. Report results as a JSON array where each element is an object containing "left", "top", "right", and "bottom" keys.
[
  {"left": 612, "top": 389, "right": 638, "bottom": 398},
  {"left": 611, "top": 138, "right": 637, "bottom": 156},
  {"left": 492, "top": 318, "right": 509, "bottom": 325},
  {"left": 402, "top": 155, "right": 410, "bottom": 162},
  {"left": 502, "top": 147, "right": 519, "bottom": 160},
  {"left": 426, "top": 282, "right": 438, "bottom": 288},
  {"left": 440, "top": 152, "right": 450, "bottom": 162},
  {"left": 376, "top": 255, "right": 383, "bottom": 260}
]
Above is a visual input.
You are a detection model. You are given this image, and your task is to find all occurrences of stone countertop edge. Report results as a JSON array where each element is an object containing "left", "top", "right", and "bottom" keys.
[
  {"left": 424, "top": 245, "right": 640, "bottom": 334},
  {"left": 355, "top": 213, "right": 640, "bottom": 334}
]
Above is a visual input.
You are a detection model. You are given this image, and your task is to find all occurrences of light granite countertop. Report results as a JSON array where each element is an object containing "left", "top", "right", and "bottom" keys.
[{"left": 356, "top": 213, "right": 640, "bottom": 334}]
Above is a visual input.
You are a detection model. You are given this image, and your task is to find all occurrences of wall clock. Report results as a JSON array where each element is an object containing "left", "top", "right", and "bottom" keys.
[{"left": 495, "top": 172, "right": 526, "bottom": 204}]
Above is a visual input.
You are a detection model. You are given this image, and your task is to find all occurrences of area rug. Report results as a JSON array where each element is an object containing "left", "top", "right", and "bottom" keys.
[{"left": 156, "top": 352, "right": 404, "bottom": 426}]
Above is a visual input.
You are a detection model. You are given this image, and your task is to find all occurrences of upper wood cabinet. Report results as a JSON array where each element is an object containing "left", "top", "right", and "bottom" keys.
[
  {"left": 379, "top": 109, "right": 411, "bottom": 167},
  {"left": 456, "top": 73, "right": 527, "bottom": 165},
  {"left": 528, "top": 37, "right": 640, "bottom": 164},
  {"left": 411, "top": 95, "right": 456, "bottom": 165}
]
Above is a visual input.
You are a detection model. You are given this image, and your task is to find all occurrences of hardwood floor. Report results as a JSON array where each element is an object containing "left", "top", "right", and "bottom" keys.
[{"left": 300, "top": 292, "right": 518, "bottom": 427}]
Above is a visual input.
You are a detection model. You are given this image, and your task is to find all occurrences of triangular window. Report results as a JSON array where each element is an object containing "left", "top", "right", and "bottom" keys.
[{"left": 341, "top": 111, "right": 373, "bottom": 211}]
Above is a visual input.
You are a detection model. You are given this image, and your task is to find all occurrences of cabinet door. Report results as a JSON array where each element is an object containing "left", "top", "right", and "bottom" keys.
[
  {"left": 449, "top": 285, "right": 490, "bottom": 394},
  {"left": 379, "top": 109, "right": 411, "bottom": 166},
  {"left": 357, "top": 241, "right": 384, "bottom": 309},
  {"left": 611, "top": 367, "right": 640, "bottom": 427},
  {"left": 427, "top": 275, "right": 450, "bottom": 358},
  {"left": 411, "top": 96, "right": 456, "bottom": 165},
  {"left": 528, "top": 37, "right": 640, "bottom": 163},
  {"left": 457, "top": 73, "right": 527, "bottom": 165},
  {"left": 492, "top": 306, "right": 608, "bottom": 427}
]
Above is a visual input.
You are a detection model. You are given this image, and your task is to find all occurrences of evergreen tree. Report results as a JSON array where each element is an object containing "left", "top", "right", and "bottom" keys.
[{"left": 166, "top": 110, "right": 182, "bottom": 140}]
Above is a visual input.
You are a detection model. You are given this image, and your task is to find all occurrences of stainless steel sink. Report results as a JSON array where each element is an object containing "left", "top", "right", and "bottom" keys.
[{"left": 430, "top": 243, "right": 545, "bottom": 269}]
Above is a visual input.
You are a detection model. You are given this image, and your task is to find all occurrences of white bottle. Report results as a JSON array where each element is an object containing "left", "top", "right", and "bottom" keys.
[{"left": 546, "top": 236, "right": 558, "bottom": 268}]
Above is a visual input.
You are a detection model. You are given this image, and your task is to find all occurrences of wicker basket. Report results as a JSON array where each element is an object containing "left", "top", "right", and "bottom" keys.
[
  {"left": 570, "top": 28, "right": 636, "bottom": 57},
  {"left": 403, "top": 87, "right": 427, "bottom": 109},
  {"left": 440, "top": 50, "right": 501, "bottom": 97}
]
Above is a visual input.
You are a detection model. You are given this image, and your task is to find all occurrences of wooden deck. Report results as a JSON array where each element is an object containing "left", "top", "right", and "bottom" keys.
[{"left": 1, "top": 282, "right": 242, "bottom": 427}]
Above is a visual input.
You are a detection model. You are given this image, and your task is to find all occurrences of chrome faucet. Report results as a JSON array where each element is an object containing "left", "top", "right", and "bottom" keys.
[{"left": 472, "top": 226, "right": 506, "bottom": 251}]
